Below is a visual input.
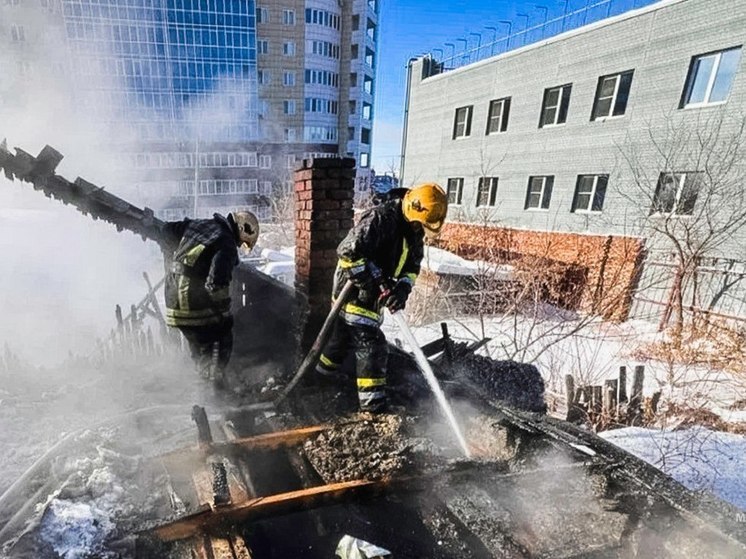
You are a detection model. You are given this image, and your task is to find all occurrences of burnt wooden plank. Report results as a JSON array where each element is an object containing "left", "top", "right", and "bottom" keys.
[{"left": 153, "top": 479, "right": 379, "bottom": 542}]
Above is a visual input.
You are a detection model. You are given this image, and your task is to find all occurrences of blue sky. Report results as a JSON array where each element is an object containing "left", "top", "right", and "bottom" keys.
[{"left": 370, "top": 0, "right": 657, "bottom": 172}]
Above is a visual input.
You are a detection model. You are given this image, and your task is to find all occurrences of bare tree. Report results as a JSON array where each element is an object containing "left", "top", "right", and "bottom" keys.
[{"left": 616, "top": 111, "right": 746, "bottom": 345}]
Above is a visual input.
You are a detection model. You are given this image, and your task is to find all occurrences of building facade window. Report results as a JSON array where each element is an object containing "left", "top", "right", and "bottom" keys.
[
  {"left": 283, "top": 41, "right": 295, "bottom": 56},
  {"left": 305, "top": 8, "right": 340, "bottom": 29},
  {"left": 681, "top": 47, "right": 742, "bottom": 107},
  {"left": 257, "top": 40, "right": 269, "bottom": 54},
  {"left": 525, "top": 176, "right": 554, "bottom": 210},
  {"left": 359, "top": 153, "right": 369, "bottom": 167},
  {"left": 285, "top": 128, "right": 296, "bottom": 142},
  {"left": 304, "top": 97, "right": 338, "bottom": 114},
  {"left": 283, "top": 100, "right": 296, "bottom": 114},
  {"left": 366, "top": 19, "right": 376, "bottom": 41},
  {"left": 258, "top": 70, "right": 269, "bottom": 85},
  {"left": 362, "top": 102, "right": 372, "bottom": 120},
  {"left": 283, "top": 71, "right": 295, "bottom": 86},
  {"left": 361, "top": 127, "right": 371, "bottom": 144},
  {"left": 453, "top": 105, "right": 473, "bottom": 139},
  {"left": 283, "top": 9, "right": 295, "bottom": 24},
  {"left": 365, "top": 48, "right": 375, "bottom": 68},
  {"left": 256, "top": 6, "right": 269, "bottom": 23},
  {"left": 363, "top": 76, "right": 373, "bottom": 94},
  {"left": 304, "top": 69, "right": 338, "bottom": 86},
  {"left": 447, "top": 178, "right": 463, "bottom": 205},
  {"left": 591, "top": 71, "right": 634, "bottom": 120},
  {"left": 287, "top": 154, "right": 296, "bottom": 169},
  {"left": 304, "top": 126, "right": 338, "bottom": 141},
  {"left": 10, "top": 24, "right": 25, "bottom": 42},
  {"left": 486, "top": 97, "right": 511, "bottom": 134},
  {"left": 572, "top": 175, "right": 608, "bottom": 212},
  {"left": 477, "top": 177, "right": 499, "bottom": 207},
  {"left": 539, "top": 84, "right": 572, "bottom": 128},
  {"left": 652, "top": 172, "right": 702, "bottom": 215},
  {"left": 259, "top": 155, "right": 272, "bottom": 169},
  {"left": 308, "top": 40, "right": 340, "bottom": 59}
]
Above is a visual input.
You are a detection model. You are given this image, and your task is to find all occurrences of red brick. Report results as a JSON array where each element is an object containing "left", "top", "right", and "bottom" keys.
[{"left": 295, "top": 168, "right": 328, "bottom": 181}]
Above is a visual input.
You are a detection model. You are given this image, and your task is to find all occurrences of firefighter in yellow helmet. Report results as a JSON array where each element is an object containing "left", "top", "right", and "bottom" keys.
[
  {"left": 158, "top": 211, "right": 259, "bottom": 384},
  {"left": 316, "top": 183, "right": 448, "bottom": 412}
]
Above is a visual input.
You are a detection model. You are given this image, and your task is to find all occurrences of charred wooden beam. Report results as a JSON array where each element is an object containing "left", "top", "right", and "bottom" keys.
[{"left": 152, "top": 479, "right": 379, "bottom": 542}]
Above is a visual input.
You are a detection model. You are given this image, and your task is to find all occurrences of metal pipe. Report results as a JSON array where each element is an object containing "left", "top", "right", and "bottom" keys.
[
  {"left": 469, "top": 32, "right": 482, "bottom": 62},
  {"left": 484, "top": 26, "right": 497, "bottom": 56},
  {"left": 498, "top": 20, "right": 512, "bottom": 51}
]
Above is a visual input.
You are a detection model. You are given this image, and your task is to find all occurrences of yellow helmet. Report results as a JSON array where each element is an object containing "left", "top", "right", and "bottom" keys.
[
  {"left": 402, "top": 183, "right": 448, "bottom": 238},
  {"left": 230, "top": 211, "right": 260, "bottom": 249}
]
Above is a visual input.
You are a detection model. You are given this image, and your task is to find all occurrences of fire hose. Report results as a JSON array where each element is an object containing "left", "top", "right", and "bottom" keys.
[{"left": 274, "top": 279, "right": 355, "bottom": 405}]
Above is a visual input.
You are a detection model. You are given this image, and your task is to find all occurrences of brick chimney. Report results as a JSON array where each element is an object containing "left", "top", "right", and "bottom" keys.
[{"left": 294, "top": 157, "right": 355, "bottom": 350}]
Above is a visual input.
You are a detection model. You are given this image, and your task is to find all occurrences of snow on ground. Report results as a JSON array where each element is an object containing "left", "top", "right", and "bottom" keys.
[
  {"left": 391, "top": 312, "right": 746, "bottom": 415},
  {"left": 601, "top": 426, "right": 746, "bottom": 511}
]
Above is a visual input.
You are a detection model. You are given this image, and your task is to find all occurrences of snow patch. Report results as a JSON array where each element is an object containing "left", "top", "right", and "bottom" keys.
[
  {"left": 40, "top": 499, "right": 116, "bottom": 559},
  {"left": 601, "top": 426, "right": 746, "bottom": 510}
]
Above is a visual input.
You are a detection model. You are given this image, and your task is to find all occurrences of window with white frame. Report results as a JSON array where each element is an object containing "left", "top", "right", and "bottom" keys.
[
  {"left": 283, "top": 100, "right": 295, "bottom": 114},
  {"left": 258, "top": 70, "right": 269, "bottom": 85},
  {"left": 287, "top": 155, "right": 296, "bottom": 169},
  {"left": 10, "top": 24, "right": 25, "bottom": 42},
  {"left": 259, "top": 155, "right": 272, "bottom": 169},
  {"left": 539, "top": 84, "right": 572, "bottom": 127},
  {"left": 651, "top": 172, "right": 702, "bottom": 216},
  {"left": 359, "top": 153, "right": 369, "bottom": 167},
  {"left": 256, "top": 6, "right": 269, "bottom": 23},
  {"left": 572, "top": 175, "right": 608, "bottom": 212},
  {"left": 591, "top": 71, "right": 634, "bottom": 120},
  {"left": 477, "top": 177, "right": 499, "bottom": 207},
  {"left": 285, "top": 128, "right": 296, "bottom": 142},
  {"left": 525, "top": 176, "right": 554, "bottom": 210},
  {"left": 452, "top": 105, "right": 473, "bottom": 139},
  {"left": 447, "top": 178, "right": 463, "bottom": 205},
  {"left": 261, "top": 181, "right": 272, "bottom": 195},
  {"left": 681, "top": 47, "right": 742, "bottom": 107},
  {"left": 362, "top": 102, "right": 372, "bottom": 120},
  {"left": 283, "top": 71, "right": 295, "bottom": 86},
  {"left": 283, "top": 41, "right": 295, "bottom": 56},
  {"left": 283, "top": 9, "right": 295, "bottom": 24},
  {"left": 257, "top": 40, "right": 269, "bottom": 54},
  {"left": 486, "top": 97, "right": 511, "bottom": 134}
]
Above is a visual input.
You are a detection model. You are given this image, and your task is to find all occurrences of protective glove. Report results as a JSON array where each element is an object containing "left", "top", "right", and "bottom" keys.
[{"left": 382, "top": 279, "right": 412, "bottom": 313}]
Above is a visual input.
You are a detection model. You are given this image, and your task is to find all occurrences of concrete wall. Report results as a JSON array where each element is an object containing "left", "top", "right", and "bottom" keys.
[{"left": 402, "top": 0, "right": 746, "bottom": 258}]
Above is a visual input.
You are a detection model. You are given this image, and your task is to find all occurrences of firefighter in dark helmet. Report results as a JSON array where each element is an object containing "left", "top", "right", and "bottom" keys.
[
  {"left": 316, "top": 183, "right": 448, "bottom": 412},
  {"left": 159, "top": 211, "right": 259, "bottom": 383}
]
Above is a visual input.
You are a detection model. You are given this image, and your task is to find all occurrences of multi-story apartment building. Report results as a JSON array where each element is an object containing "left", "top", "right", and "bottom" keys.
[
  {"left": 402, "top": 0, "right": 746, "bottom": 319},
  {"left": 0, "top": 0, "right": 378, "bottom": 220}
]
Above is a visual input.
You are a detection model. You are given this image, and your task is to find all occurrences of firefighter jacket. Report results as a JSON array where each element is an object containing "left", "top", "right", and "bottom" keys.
[
  {"left": 334, "top": 188, "right": 424, "bottom": 327},
  {"left": 160, "top": 214, "right": 239, "bottom": 328}
]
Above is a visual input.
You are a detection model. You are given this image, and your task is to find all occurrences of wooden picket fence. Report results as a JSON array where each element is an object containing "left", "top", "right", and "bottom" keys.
[{"left": 565, "top": 365, "right": 662, "bottom": 431}]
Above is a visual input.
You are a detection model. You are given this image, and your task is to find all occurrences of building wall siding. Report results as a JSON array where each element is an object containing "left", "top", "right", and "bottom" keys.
[{"left": 402, "top": 0, "right": 746, "bottom": 256}]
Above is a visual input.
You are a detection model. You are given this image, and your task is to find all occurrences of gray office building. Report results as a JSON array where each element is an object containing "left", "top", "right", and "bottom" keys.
[{"left": 402, "top": 0, "right": 746, "bottom": 320}]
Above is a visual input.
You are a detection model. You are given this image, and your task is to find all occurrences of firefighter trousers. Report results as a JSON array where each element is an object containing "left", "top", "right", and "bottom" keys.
[
  {"left": 178, "top": 316, "right": 234, "bottom": 381},
  {"left": 316, "top": 316, "right": 388, "bottom": 412}
]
